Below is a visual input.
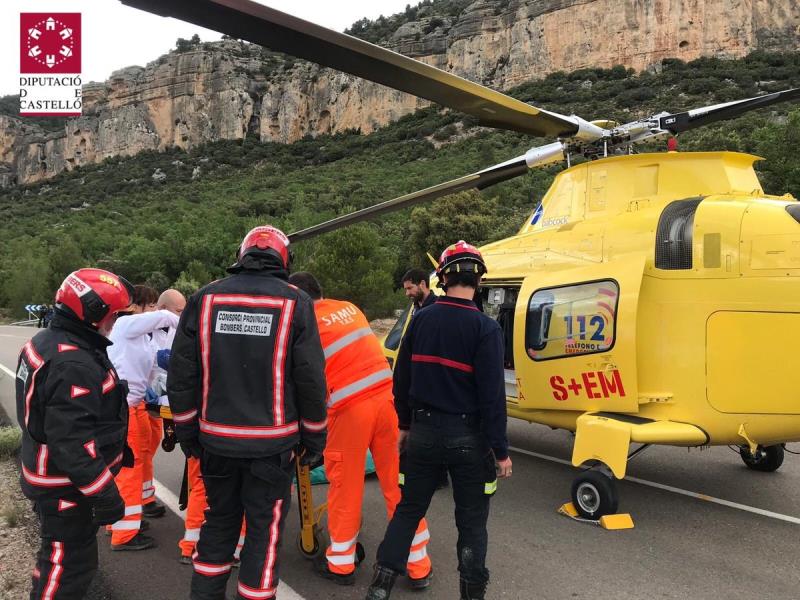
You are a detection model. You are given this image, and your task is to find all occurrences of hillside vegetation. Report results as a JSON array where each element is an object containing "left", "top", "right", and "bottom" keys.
[{"left": 1, "top": 51, "right": 799, "bottom": 318}]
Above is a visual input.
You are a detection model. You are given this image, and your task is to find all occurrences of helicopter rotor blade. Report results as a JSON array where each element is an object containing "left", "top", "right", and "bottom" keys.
[
  {"left": 659, "top": 87, "right": 800, "bottom": 134},
  {"left": 288, "top": 142, "right": 565, "bottom": 243},
  {"left": 120, "top": 0, "right": 593, "bottom": 139}
]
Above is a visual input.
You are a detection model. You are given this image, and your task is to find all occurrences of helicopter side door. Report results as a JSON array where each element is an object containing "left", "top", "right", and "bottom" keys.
[{"left": 514, "top": 258, "right": 645, "bottom": 414}]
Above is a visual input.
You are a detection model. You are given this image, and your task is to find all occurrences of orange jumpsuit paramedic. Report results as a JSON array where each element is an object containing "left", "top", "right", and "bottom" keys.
[{"left": 288, "top": 272, "right": 432, "bottom": 588}]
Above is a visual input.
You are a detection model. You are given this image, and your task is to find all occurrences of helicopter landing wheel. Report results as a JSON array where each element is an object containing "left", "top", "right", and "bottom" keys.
[
  {"left": 570, "top": 470, "right": 619, "bottom": 520},
  {"left": 739, "top": 444, "right": 784, "bottom": 472}
]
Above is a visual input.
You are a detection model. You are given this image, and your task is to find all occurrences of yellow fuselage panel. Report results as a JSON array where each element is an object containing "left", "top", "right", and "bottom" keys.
[
  {"left": 707, "top": 311, "right": 800, "bottom": 415},
  {"left": 635, "top": 274, "right": 800, "bottom": 444}
]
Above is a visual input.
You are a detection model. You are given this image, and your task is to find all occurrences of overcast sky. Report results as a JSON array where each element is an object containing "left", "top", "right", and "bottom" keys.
[{"left": 1, "top": 0, "right": 414, "bottom": 96}]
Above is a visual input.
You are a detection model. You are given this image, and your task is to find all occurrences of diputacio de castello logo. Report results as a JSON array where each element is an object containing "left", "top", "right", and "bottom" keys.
[{"left": 19, "top": 13, "right": 82, "bottom": 117}]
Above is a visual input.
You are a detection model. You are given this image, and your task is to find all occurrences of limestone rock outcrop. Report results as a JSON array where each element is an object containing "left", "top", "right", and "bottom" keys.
[{"left": 1, "top": 0, "right": 798, "bottom": 185}]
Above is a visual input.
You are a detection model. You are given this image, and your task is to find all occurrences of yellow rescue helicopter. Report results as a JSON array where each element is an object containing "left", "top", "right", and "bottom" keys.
[{"left": 123, "top": 0, "right": 800, "bottom": 519}]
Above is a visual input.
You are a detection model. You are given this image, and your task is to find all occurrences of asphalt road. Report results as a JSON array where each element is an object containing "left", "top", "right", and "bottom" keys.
[{"left": 2, "top": 324, "right": 800, "bottom": 599}]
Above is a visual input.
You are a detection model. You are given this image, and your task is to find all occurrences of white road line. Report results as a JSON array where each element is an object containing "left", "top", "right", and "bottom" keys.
[
  {"left": 509, "top": 445, "right": 800, "bottom": 525},
  {"left": 152, "top": 478, "right": 184, "bottom": 517},
  {"left": 0, "top": 359, "right": 306, "bottom": 599}
]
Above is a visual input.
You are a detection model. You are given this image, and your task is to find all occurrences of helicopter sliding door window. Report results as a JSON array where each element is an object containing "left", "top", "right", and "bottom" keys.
[{"left": 525, "top": 280, "right": 619, "bottom": 361}]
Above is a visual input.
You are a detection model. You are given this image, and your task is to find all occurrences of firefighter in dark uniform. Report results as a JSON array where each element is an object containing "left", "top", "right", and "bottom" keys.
[
  {"left": 401, "top": 268, "right": 451, "bottom": 491},
  {"left": 367, "top": 241, "right": 513, "bottom": 600},
  {"left": 16, "top": 268, "right": 134, "bottom": 600},
  {"left": 168, "top": 225, "right": 328, "bottom": 600}
]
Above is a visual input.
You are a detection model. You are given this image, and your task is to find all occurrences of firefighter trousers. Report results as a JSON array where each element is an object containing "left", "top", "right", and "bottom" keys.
[
  {"left": 323, "top": 394, "right": 431, "bottom": 578},
  {"left": 191, "top": 450, "right": 293, "bottom": 600},
  {"left": 110, "top": 405, "right": 153, "bottom": 545},
  {"left": 30, "top": 498, "right": 98, "bottom": 600},
  {"left": 180, "top": 457, "right": 245, "bottom": 561},
  {"left": 376, "top": 409, "right": 496, "bottom": 586}
]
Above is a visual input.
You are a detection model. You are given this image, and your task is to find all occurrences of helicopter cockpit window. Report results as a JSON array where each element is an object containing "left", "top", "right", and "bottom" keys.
[
  {"left": 384, "top": 304, "right": 412, "bottom": 352},
  {"left": 526, "top": 280, "right": 619, "bottom": 361}
]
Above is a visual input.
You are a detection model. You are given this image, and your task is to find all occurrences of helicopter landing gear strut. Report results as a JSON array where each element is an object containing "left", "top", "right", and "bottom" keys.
[
  {"left": 739, "top": 444, "right": 785, "bottom": 472},
  {"left": 570, "top": 444, "right": 650, "bottom": 520}
]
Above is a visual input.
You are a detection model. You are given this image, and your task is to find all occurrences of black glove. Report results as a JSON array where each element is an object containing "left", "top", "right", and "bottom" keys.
[
  {"left": 91, "top": 487, "right": 125, "bottom": 526},
  {"left": 179, "top": 438, "right": 203, "bottom": 459},
  {"left": 298, "top": 447, "right": 323, "bottom": 470}
]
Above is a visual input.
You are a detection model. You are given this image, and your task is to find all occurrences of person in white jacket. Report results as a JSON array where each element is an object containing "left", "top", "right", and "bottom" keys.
[
  {"left": 107, "top": 285, "right": 179, "bottom": 551},
  {"left": 148, "top": 289, "right": 186, "bottom": 406}
]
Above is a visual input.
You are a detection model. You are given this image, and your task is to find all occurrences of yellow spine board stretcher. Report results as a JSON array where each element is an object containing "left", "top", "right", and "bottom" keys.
[
  {"left": 145, "top": 404, "right": 177, "bottom": 452},
  {"left": 295, "top": 459, "right": 328, "bottom": 558}
]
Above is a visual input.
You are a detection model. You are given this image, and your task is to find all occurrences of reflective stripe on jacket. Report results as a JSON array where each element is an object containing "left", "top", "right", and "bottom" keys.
[
  {"left": 314, "top": 299, "right": 393, "bottom": 414},
  {"left": 168, "top": 267, "right": 328, "bottom": 458},
  {"left": 16, "top": 312, "right": 128, "bottom": 503}
]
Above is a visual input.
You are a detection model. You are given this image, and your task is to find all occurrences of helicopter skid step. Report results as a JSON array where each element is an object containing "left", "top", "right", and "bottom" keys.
[{"left": 558, "top": 502, "right": 635, "bottom": 530}]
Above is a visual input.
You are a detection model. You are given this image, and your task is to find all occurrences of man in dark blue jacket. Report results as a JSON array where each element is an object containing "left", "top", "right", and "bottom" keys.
[
  {"left": 367, "top": 241, "right": 512, "bottom": 600},
  {"left": 401, "top": 267, "right": 450, "bottom": 492},
  {"left": 401, "top": 268, "right": 436, "bottom": 311}
]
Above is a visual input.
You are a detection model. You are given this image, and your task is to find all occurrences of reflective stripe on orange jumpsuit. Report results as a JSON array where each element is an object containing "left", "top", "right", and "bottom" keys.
[
  {"left": 109, "top": 405, "right": 153, "bottom": 543},
  {"left": 142, "top": 413, "right": 162, "bottom": 506},
  {"left": 314, "top": 298, "right": 431, "bottom": 578},
  {"left": 109, "top": 408, "right": 160, "bottom": 544}
]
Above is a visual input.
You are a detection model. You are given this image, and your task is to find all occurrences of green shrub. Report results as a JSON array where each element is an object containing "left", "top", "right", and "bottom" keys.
[{"left": 0, "top": 427, "right": 21, "bottom": 461}]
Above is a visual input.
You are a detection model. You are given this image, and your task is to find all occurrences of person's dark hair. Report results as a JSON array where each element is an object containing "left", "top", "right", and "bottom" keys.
[
  {"left": 288, "top": 272, "right": 323, "bottom": 300},
  {"left": 402, "top": 268, "right": 429, "bottom": 288},
  {"left": 131, "top": 285, "right": 158, "bottom": 307},
  {"left": 444, "top": 271, "right": 479, "bottom": 290}
]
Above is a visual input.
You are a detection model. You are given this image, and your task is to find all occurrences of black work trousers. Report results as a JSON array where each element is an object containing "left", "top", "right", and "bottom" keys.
[
  {"left": 30, "top": 497, "right": 99, "bottom": 600},
  {"left": 376, "top": 409, "right": 497, "bottom": 585},
  {"left": 191, "top": 450, "right": 293, "bottom": 600}
]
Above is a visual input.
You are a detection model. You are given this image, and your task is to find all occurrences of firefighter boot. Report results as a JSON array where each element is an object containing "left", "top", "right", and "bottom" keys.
[
  {"left": 365, "top": 565, "right": 398, "bottom": 600},
  {"left": 460, "top": 578, "right": 487, "bottom": 600}
]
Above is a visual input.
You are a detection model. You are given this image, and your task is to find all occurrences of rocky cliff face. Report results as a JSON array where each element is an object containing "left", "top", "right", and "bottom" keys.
[{"left": 2, "top": 0, "right": 798, "bottom": 185}]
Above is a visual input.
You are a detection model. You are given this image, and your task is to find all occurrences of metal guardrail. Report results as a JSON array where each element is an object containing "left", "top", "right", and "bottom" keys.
[{"left": 9, "top": 319, "right": 38, "bottom": 327}]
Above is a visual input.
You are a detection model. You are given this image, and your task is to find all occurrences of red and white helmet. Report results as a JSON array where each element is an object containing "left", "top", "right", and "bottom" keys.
[
  {"left": 436, "top": 240, "right": 487, "bottom": 280},
  {"left": 55, "top": 269, "right": 134, "bottom": 326},
  {"left": 236, "top": 225, "right": 292, "bottom": 269}
]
